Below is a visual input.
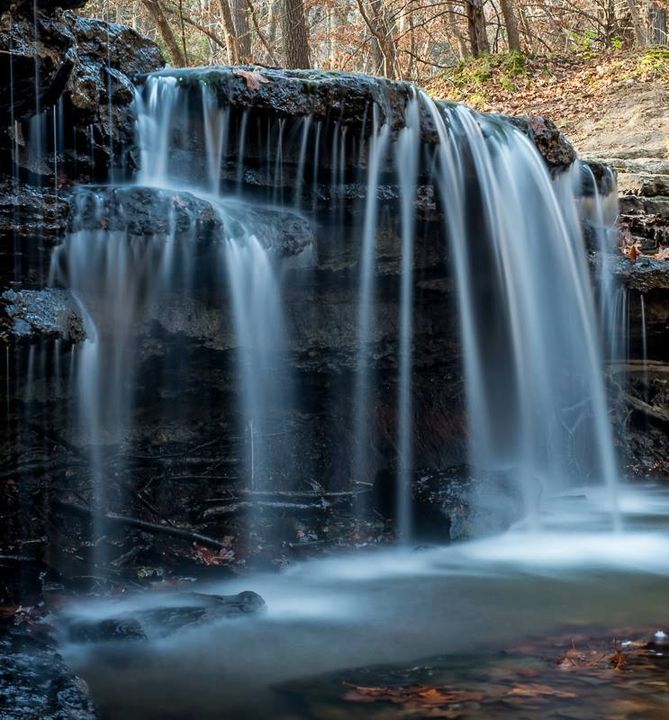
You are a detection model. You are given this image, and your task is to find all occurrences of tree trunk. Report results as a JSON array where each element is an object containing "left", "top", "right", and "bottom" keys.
[
  {"left": 281, "top": 0, "right": 311, "bottom": 68},
  {"left": 445, "top": 2, "right": 470, "bottom": 60},
  {"left": 356, "top": 0, "right": 399, "bottom": 78},
  {"left": 218, "top": 0, "right": 241, "bottom": 64},
  {"left": 625, "top": 0, "right": 646, "bottom": 45},
  {"left": 142, "top": 0, "right": 188, "bottom": 66},
  {"left": 232, "top": 0, "right": 252, "bottom": 62},
  {"left": 465, "top": 0, "right": 490, "bottom": 56},
  {"left": 499, "top": 0, "right": 521, "bottom": 51},
  {"left": 646, "top": 2, "right": 668, "bottom": 45}
]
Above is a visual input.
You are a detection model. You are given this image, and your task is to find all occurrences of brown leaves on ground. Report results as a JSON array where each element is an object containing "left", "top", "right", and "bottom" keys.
[
  {"left": 232, "top": 68, "right": 270, "bottom": 91},
  {"left": 426, "top": 49, "right": 669, "bottom": 146},
  {"left": 192, "top": 542, "right": 234, "bottom": 565}
]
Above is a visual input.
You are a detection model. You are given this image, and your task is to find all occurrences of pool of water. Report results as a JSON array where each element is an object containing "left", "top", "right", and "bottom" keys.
[{"left": 59, "top": 484, "right": 669, "bottom": 719}]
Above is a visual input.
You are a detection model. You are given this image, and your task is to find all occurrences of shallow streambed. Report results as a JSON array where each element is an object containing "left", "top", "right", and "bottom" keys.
[{"left": 60, "top": 485, "right": 669, "bottom": 719}]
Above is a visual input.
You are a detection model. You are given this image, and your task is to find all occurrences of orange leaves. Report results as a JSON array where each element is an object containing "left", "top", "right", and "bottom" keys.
[
  {"left": 343, "top": 683, "right": 483, "bottom": 706},
  {"left": 192, "top": 542, "right": 234, "bottom": 565},
  {"left": 342, "top": 683, "right": 484, "bottom": 718},
  {"left": 623, "top": 243, "right": 641, "bottom": 263},
  {"left": 232, "top": 68, "right": 270, "bottom": 91},
  {"left": 505, "top": 683, "right": 576, "bottom": 699}
]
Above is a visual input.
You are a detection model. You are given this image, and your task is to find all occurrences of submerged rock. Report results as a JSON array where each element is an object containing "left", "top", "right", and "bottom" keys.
[
  {"left": 67, "top": 617, "right": 147, "bottom": 643},
  {"left": 64, "top": 591, "right": 267, "bottom": 643}
]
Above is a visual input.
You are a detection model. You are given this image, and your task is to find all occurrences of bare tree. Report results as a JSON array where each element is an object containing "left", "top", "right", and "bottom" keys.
[
  {"left": 499, "top": 0, "right": 521, "bottom": 50},
  {"left": 232, "top": 0, "right": 253, "bottom": 62},
  {"left": 356, "top": 0, "right": 400, "bottom": 78},
  {"left": 465, "top": 0, "right": 490, "bottom": 56},
  {"left": 142, "top": 0, "right": 188, "bottom": 66},
  {"left": 281, "top": 0, "right": 311, "bottom": 68},
  {"left": 218, "top": 0, "right": 241, "bottom": 64}
]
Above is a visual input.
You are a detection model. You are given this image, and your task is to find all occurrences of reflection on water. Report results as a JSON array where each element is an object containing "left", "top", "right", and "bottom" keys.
[{"left": 61, "top": 485, "right": 669, "bottom": 719}]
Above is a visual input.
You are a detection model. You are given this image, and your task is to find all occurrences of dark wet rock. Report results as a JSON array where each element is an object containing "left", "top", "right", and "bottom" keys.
[
  {"left": 69, "top": 186, "right": 225, "bottom": 242},
  {"left": 0, "top": 287, "right": 85, "bottom": 343},
  {"left": 0, "top": 621, "right": 97, "bottom": 719},
  {"left": 65, "top": 591, "right": 266, "bottom": 643},
  {"left": 145, "top": 67, "right": 577, "bottom": 178},
  {"left": 582, "top": 159, "right": 617, "bottom": 196},
  {"left": 0, "top": 182, "right": 70, "bottom": 239},
  {"left": 0, "top": 8, "right": 164, "bottom": 185},
  {"left": 67, "top": 617, "right": 146, "bottom": 643},
  {"left": 615, "top": 255, "right": 669, "bottom": 293},
  {"left": 372, "top": 465, "right": 525, "bottom": 543},
  {"left": 506, "top": 114, "right": 577, "bottom": 172},
  {"left": 68, "top": 185, "right": 314, "bottom": 258}
]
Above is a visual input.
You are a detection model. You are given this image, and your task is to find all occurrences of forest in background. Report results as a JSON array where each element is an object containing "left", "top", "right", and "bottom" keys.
[{"left": 83, "top": 0, "right": 669, "bottom": 80}]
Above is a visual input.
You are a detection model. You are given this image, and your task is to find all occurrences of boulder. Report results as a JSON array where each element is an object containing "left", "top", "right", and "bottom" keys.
[
  {"left": 0, "top": 8, "right": 165, "bottom": 185},
  {"left": 0, "top": 621, "right": 97, "bottom": 720}
]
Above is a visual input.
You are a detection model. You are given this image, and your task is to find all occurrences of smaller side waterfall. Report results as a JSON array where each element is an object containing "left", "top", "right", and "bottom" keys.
[
  {"left": 420, "top": 97, "right": 621, "bottom": 527},
  {"left": 49, "top": 189, "right": 199, "bottom": 564},
  {"left": 351, "top": 109, "right": 389, "bottom": 499},
  {"left": 396, "top": 94, "right": 421, "bottom": 541}
]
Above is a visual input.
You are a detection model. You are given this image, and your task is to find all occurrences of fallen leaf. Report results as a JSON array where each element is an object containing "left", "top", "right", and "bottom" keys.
[
  {"left": 342, "top": 683, "right": 483, "bottom": 707},
  {"left": 0, "top": 604, "right": 20, "bottom": 619},
  {"left": 233, "top": 68, "right": 270, "bottom": 91},
  {"left": 505, "top": 683, "right": 577, "bottom": 699}
]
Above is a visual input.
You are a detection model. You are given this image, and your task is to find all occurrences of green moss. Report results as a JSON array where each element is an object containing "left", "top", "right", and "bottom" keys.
[
  {"left": 443, "top": 51, "right": 530, "bottom": 100},
  {"left": 637, "top": 47, "right": 669, "bottom": 76}
]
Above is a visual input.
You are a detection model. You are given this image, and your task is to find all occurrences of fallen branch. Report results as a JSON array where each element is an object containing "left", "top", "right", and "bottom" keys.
[
  {"left": 205, "top": 489, "right": 360, "bottom": 502},
  {"left": 625, "top": 394, "right": 669, "bottom": 424},
  {"left": 54, "top": 500, "right": 227, "bottom": 549},
  {"left": 608, "top": 360, "right": 669, "bottom": 375},
  {"left": 203, "top": 500, "right": 333, "bottom": 518}
]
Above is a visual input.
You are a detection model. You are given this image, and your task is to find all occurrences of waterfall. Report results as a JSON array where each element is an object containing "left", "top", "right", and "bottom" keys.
[
  {"left": 422, "top": 96, "right": 621, "bottom": 526},
  {"left": 48, "top": 74, "right": 300, "bottom": 558},
  {"left": 351, "top": 108, "right": 389, "bottom": 500},
  {"left": 44, "top": 67, "right": 622, "bottom": 551},
  {"left": 395, "top": 93, "right": 420, "bottom": 541}
]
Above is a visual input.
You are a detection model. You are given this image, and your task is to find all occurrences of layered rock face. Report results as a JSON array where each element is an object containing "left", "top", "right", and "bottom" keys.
[
  {"left": 0, "top": 0, "right": 165, "bottom": 275},
  {"left": 0, "top": 0, "right": 652, "bottom": 584},
  {"left": 614, "top": 158, "right": 669, "bottom": 477}
]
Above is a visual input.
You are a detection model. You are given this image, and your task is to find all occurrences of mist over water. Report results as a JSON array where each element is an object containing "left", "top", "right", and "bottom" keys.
[{"left": 61, "top": 484, "right": 669, "bottom": 719}]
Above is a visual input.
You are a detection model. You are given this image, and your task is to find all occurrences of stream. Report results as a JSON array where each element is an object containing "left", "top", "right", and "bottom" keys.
[{"left": 60, "top": 484, "right": 669, "bottom": 719}]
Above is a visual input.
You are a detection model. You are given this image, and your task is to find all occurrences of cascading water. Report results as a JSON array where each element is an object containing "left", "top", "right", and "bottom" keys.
[
  {"left": 422, "top": 97, "right": 621, "bottom": 526},
  {"left": 351, "top": 108, "right": 389, "bottom": 502},
  {"left": 395, "top": 93, "right": 420, "bottom": 540},
  {"left": 44, "top": 67, "right": 622, "bottom": 553},
  {"left": 47, "top": 74, "right": 302, "bottom": 558}
]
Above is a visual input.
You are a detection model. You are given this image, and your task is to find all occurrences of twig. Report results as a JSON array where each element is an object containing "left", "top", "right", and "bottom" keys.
[{"left": 54, "top": 499, "right": 227, "bottom": 549}]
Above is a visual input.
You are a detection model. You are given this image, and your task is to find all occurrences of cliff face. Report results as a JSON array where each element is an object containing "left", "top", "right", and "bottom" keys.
[{"left": 1, "top": 2, "right": 663, "bottom": 589}]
